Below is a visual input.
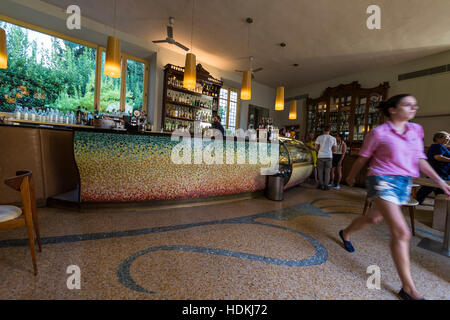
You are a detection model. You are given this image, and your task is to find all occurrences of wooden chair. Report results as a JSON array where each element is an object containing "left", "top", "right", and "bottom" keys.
[
  {"left": 362, "top": 184, "right": 420, "bottom": 236},
  {"left": 0, "top": 170, "right": 41, "bottom": 275}
]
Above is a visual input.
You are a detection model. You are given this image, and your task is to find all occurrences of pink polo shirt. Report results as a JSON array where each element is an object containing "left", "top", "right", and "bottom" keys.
[{"left": 359, "top": 121, "right": 427, "bottom": 177}]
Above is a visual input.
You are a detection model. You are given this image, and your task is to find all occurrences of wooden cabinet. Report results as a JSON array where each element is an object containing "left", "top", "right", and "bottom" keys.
[
  {"left": 305, "top": 81, "right": 389, "bottom": 187},
  {"left": 305, "top": 81, "right": 389, "bottom": 145},
  {"left": 161, "top": 64, "right": 223, "bottom": 133}
]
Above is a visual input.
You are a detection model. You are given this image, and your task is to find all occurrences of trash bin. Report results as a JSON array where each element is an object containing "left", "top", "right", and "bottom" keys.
[{"left": 266, "top": 173, "right": 284, "bottom": 201}]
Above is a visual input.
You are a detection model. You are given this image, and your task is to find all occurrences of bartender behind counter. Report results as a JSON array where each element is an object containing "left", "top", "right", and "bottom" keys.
[{"left": 211, "top": 115, "right": 225, "bottom": 137}]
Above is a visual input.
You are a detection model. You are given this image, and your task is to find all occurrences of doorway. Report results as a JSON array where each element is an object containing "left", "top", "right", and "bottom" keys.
[{"left": 247, "top": 104, "right": 269, "bottom": 129}]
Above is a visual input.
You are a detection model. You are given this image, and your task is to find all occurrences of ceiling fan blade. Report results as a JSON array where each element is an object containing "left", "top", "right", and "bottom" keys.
[
  {"left": 235, "top": 69, "right": 244, "bottom": 73},
  {"left": 175, "top": 42, "right": 189, "bottom": 51},
  {"left": 167, "top": 26, "right": 173, "bottom": 39},
  {"left": 253, "top": 67, "right": 263, "bottom": 73},
  {"left": 152, "top": 40, "right": 168, "bottom": 43}
]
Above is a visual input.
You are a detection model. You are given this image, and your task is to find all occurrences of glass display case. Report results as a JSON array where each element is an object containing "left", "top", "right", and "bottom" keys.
[{"left": 278, "top": 137, "right": 314, "bottom": 189}]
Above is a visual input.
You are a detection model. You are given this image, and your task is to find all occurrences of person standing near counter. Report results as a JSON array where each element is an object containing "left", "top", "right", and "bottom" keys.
[
  {"left": 339, "top": 94, "right": 450, "bottom": 300},
  {"left": 330, "top": 134, "right": 347, "bottom": 189},
  {"left": 305, "top": 132, "right": 318, "bottom": 184},
  {"left": 415, "top": 131, "right": 450, "bottom": 204},
  {"left": 315, "top": 126, "right": 337, "bottom": 190}
]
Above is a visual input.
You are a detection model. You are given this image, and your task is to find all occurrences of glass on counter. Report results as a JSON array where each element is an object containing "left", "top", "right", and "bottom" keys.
[{"left": 13, "top": 105, "right": 78, "bottom": 125}]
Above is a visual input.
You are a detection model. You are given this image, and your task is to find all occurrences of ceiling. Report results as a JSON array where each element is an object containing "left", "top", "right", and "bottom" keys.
[{"left": 41, "top": 0, "right": 450, "bottom": 89}]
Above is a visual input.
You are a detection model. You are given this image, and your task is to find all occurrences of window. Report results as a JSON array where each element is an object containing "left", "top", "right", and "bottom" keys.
[
  {"left": 99, "top": 49, "right": 121, "bottom": 113},
  {"left": 218, "top": 86, "right": 240, "bottom": 132},
  {"left": 0, "top": 20, "right": 96, "bottom": 113},
  {"left": 125, "top": 58, "right": 146, "bottom": 112},
  {"left": 0, "top": 17, "right": 148, "bottom": 115}
]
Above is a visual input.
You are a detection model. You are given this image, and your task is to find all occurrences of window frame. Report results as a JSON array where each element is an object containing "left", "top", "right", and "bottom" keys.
[
  {"left": 219, "top": 85, "right": 240, "bottom": 130},
  {"left": 0, "top": 14, "right": 149, "bottom": 115}
]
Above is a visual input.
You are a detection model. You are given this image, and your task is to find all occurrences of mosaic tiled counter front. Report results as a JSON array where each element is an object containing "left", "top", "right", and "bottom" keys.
[{"left": 74, "top": 131, "right": 313, "bottom": 202}]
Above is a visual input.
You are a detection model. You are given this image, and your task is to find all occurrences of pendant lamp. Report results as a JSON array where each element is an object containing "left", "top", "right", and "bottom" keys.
[
  {"left": 0, "top": 28, "right": 7, "bottom": 69},
  {"left": 289, "top": 100, "right": 297, "bottom": 119},
  {"left": 104, "top": 36, "right": 121, "bottom": 78},
  {"left": 275, "top": 86, "right": 285, "bottom": 111},
  {"left": 183, "top": 52, "right": 196, "bottom": 90},
  {"left": 184, "top": 0, "right": 197, "bottom": 90},
  {"left": 104, "top": 0, "right": 121, "bottom": 78},
  {"left": 241, "top": 70, "right": 252, "bottom": 100}
]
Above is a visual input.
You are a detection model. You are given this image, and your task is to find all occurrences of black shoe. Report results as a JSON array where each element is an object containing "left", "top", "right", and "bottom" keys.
[
  {"left": 317, "top": 184, "right": 323, "bottom": 190},
  {"left": 398, "top": 288, "right": 426, "bottom": 300},
  {"left": 339, "top": 230, "right": 355, "bottom": 253},
  {"left": 324, "top": 185, "right": 330, "bottom": 190}
]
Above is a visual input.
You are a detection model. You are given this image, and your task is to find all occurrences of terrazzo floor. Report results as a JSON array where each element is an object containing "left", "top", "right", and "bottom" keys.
[{"left": 0, "top": 183, "right": 448, "bottom": 300}]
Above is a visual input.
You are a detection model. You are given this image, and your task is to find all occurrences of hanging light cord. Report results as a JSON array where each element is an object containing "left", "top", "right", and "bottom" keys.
[
  {"left": 113, "top": 0, "right": 116, "bottom": 37},
  {"left": 190, "top": 0, "right": 195, "bottom": 52},
  {"left": 248, "top": 23, "right": 251, "bottom": 71}
]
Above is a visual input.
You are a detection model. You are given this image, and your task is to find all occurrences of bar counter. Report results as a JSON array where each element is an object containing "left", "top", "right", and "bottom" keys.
[{"left": 0, "top": 120, "right": 313, "bottom": 204}]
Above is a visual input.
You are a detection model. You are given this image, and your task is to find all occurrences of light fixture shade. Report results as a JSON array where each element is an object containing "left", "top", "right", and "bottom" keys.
[
  {"left": 289, "top": 100, "right": 297, "bottom": 119},
  {"left": 0, "top": 28, "right": 7, "bottom": 69},
  {"left": 183, "top": 52, "right": 197, "bottom": 90},
  {"left": 240, "top": 70, "right": 252, "bottom": 100},
  {"left": 275, "top": 86, "right": 284, "bottom": 110},
  {"left": 104, "top": 36, "right": 121, "bottom": 78}
]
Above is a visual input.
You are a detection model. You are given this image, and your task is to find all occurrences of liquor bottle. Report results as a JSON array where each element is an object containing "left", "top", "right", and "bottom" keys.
[{"left": 76, "top": 106, "right": 82, "bottom": 124}]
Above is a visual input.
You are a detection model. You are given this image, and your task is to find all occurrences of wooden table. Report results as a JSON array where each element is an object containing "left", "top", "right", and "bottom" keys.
[{"left": 413, "top": 178, "right": 450, "bottom": 257}]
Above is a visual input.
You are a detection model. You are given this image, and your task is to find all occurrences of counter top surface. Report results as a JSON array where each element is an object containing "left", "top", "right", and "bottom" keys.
[{"left": 0, "top": 119, "right": 280, "bottom": 142}]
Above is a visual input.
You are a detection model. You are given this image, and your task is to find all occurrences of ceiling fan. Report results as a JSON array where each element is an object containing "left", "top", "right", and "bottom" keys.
[
  {"left": 152, "top": 17, "right": 189, "bottom": 51},
  {"left": 235, "top": 56, "right": 263, "bottom": 79}
]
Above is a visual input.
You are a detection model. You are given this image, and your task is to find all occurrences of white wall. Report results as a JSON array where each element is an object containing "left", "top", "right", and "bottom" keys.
[
  {"left": 284, "top": 50, "right": 450, "bottom": 145},
  {"left": 0, "top": 0, "right": 276, "bottom": 131}
]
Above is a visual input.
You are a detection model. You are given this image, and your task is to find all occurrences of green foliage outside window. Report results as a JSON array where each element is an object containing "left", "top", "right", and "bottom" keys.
[{"left": 0, "top": 20, "right": 146, "bottom": 114}]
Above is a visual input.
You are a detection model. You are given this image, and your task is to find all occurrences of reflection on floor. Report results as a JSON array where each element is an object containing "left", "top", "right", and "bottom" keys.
[{"left": 0, "top": 183, "right": 448, "bottom": 300}]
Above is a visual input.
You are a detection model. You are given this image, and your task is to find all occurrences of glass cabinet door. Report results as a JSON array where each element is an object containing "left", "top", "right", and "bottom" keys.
[
  {"left": 353, "top": 96, "right": 366, "bottom": 141},
  {"left": 367, "top": 93, "right": 383, "bottom": 133},
  {"left": 307, "top": 104, "right": 316, "bottom": 135},
  {"left": 316, "top": 102, "right": 327, "bottom": 136},
  {"left": 338, "top": 94, "right": 351, "bottom": 141},
  {"left": 329, "top": 96, "right": 339, "bottom": 135}
]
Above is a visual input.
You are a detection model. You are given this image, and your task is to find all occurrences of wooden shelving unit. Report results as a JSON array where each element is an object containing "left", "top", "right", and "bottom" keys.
[
  {"left": 161, "top": 64, "right": 223, "bottom": 133},
  {"left": 305, "top": 81, "right": 390, "bottom": 187},
  {"left": 305, "top": 81, "right": 389, "bottom": 145}
]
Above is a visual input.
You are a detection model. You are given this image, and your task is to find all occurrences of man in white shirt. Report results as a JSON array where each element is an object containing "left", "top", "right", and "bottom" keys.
[{"left": 315, "top": 126, "right": 337, "bottom": 190}]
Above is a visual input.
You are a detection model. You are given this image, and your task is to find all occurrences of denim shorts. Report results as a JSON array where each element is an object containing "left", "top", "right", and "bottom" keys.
[{"left": 366, "top": 175, "right": 412, "bottom": 205}]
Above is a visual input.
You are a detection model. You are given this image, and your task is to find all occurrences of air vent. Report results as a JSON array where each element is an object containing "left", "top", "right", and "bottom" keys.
[{"left": 398, "top": 64, "right": 450, "bottom": 81}]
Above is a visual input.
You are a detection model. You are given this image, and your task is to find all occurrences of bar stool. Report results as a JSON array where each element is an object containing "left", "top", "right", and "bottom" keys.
[
  {"left": 0, "top": 170, "right": 41, "bottom": 275},
  {"left": 362, "top": 184, "right": 421, "bottom": 236}
]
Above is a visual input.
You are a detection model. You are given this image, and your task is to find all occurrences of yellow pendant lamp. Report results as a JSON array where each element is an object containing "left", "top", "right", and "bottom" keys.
[
  {"left": 183, "top": 52, "right": 196, "bottom": 90},
  {"left": 104, "top": 36, "right": 121, "bottom": 78},
  {"left": 0, "top": 27, "right": 7, "bottom": 69},
  {"left": 275, "top": 86, "right": 285, "bottom": 110},
  {"left": 241, "top": 70, "right": 252, "bottom": 100},
  {"left": 289, "top": 100, "right": 297, "bottom": 119},
  {"left": 104, "top": 0, "right": 121, "bottom": 78}
]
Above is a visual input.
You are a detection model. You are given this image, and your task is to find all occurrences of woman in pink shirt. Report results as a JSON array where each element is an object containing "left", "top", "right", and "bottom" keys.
[{"left": 339, "top": 94, "right": 450, "bottom": 300}]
